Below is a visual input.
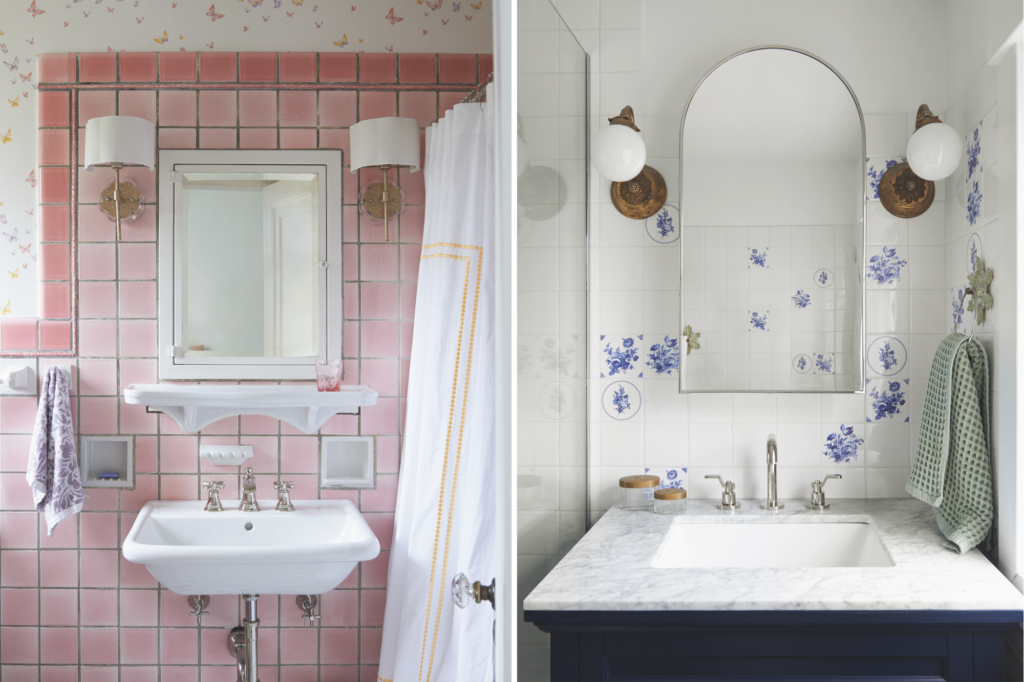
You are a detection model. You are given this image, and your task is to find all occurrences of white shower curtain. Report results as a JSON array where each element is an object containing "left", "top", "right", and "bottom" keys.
[{"left": 378, "top": 84, "right": 495, "bottom": 682}]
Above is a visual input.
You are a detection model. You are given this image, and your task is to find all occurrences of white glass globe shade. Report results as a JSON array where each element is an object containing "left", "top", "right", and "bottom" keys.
[
  {"left": 907, "top": 123, "right": 962, "bottom": 181},
  {"left": 592, "top": 125, "right": 646, "bottom": 182}
]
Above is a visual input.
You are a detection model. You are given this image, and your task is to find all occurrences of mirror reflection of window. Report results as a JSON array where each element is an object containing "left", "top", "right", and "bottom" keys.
[{"left": 180, "top": 172, "right": 320, "bottom": 358}]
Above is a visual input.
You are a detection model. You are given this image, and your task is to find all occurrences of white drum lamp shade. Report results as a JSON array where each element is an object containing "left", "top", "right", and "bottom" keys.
[
  {"left": 84, "top": 115, "right": 156, "bottom": 172},
  {"left": 592, "top": 124, "right": 647, "bottom": 182},
  {"left": 907, "top": 122, "right": 962, "bottom": 181},
  {"left": 348, "top": 117, "right": 421, "bottom": 172}
]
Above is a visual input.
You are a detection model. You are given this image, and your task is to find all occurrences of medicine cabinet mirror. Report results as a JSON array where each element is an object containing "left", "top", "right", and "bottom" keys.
[
  {"left": 679, "top": 46, "right": 866, "bottom": 393},
  {"left": 158, "top": 150, "right": 343, "bottom": 380}
]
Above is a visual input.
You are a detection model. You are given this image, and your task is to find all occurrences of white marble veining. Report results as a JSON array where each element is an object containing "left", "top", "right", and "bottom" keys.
[{"left": 523, "top": 499, "right": 1024, "bottom": 612}]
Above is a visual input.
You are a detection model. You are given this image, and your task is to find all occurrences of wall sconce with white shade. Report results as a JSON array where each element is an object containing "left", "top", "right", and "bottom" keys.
[
  {"left": 349, "top": 117, "right": 420, "bottom": 243},
  {"left": 592, "top": 106, "right": 666, "bottom": 220},
  {"left": 84, "top": 115, "right": 156, "bottom": 241},
  {"left": 878, "top": 104, "right": 962, "bottom": 218}
]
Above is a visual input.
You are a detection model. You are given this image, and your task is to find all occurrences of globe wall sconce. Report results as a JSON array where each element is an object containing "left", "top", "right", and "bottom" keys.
[
  {"left": 879, "top": 104, "right": 962, "bottom": 218},
  {"left": 84, "top": 115, "right": 156, "bottom": 241},
  {"left": 349, "top": 117, "right": 421, "bottom": 243},
  {"left": 592, "top": 106, "right": 667, "bottom": 220}
]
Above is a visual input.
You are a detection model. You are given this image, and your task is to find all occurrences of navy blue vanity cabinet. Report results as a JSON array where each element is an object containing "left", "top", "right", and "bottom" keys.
[{"left": 525, "top": 610, "right": 1023, "bottom": 681}]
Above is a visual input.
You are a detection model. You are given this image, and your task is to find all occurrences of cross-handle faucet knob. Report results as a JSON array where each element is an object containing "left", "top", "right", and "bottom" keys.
[
  {"left": 274, "top": 480, "right": 296, "bottom": 512},
  {"left": 705, "top": 474, "right": 740, "bottom": 510},
  {"left": 203, "top": 481, "right": 225, "bottom": 512},
  {"left": 807, "top": 474, "right": 842, "bottom": 510},
  {"left": 239, "top": 467, "right": 260, "bottom": 512}
]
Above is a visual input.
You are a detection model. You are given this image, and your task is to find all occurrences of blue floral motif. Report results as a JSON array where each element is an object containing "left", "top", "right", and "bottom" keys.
[
  {"left": 970, "top": 240, "right": 979, "bottom": 271},
  {"left": 823, "top": 424, "right": 864, "bottom": 464},
  {"left": 967, "top": 180, "right": 982, "bottom": 226},
  {"left": 796, "top": 356, "right": 807, "bottom": 371},
  {"left": 611, "top": 384, "right": 630, "bottom": 414},
  {"left": 655, "top": 208, "right": 675, "bottom": 238},
  {"left": 603, "top": 337, "right": 639, "bottom": 376},
  {"left": 966, "top": 127, "right": 982, "bottom": 180},
  {"left": 647, "top": 336, "right": 680, "bottom": 376},
  {"left": 792, "top": 289, "right": 810, "bottom": 309},
  {"left": 878, "top": 340, "right": 897, "bottom": 372},
  {"left": 869, "top": 381, "right": 907, "bottom": 421},
  {"left": 749, "top": 312, "right": 768, "bottom": 331},
  {"left": 866, "top": 158, "right": 904, "bottom": 200},
  {"left": 815, "top": 354, "right": 833, "bottom": 374},
  {"left": 952, "top": 286, "right": 965, "bottom": 332},
  {"left": 644, "top": 467, "right": 688, "bottom": 490},
  {"left": 749, "top": 248, "right": 768, "bottom": 268},
  {"left": 867, "top": 246, "right": 908, "bottom": 285}
]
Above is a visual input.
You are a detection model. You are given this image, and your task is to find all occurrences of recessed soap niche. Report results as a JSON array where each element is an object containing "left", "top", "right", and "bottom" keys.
[
  {"left": 79, "top": 436, "right": 134, "bottom": 488},
  {"left": 321, "top": 436, "right": 375, "bottom": 489}
]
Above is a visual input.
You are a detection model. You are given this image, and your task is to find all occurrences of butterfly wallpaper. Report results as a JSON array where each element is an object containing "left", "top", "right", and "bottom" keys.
[{"left": 0, "top": 0, "right": 490, "bottom": 318}]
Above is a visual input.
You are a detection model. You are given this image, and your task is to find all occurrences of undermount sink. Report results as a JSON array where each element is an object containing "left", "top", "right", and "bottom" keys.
[
  {"left": 651, "top": 519, "right": 894, "bottom": 569},
  {"left": 123, "top": 499, "right": 380, "bottom": 594}
]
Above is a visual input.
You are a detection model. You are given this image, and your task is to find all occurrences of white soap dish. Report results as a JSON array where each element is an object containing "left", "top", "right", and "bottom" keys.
[{"left": 200, "top": 445, "right": 254, "bottom": 467}]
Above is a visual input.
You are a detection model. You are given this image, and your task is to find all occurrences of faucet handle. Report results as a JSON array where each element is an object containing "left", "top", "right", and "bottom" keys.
[
  {"left": 807, "top": 474, "right": 842, "bottom": 510},
  {"left": 203, "top": 481, "right": 225, "bottom": 512},
  {"left": 705, "top": 475, "right": 740, "bottom": 510},
  {"left": 203, "top": 481, "right": 224, "bottom": 491},
  {"left": 275, "top": 480, "right": 296, "bottom": 512},
  {"left": 820, "top": 474, "right": 841, "bottom": 488},
  {"left": 242, "top": 467, "right": 255, "bottom": 484},
  {"left": 273, "top": 480, "right": 295, "bottom": 492}
]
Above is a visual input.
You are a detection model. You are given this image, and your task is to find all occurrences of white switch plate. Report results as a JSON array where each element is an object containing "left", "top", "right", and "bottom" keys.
[
  {"left": 200, "top": 445, "right": 254, "bottom": 467},
  {"left": 0, "top": 359, "right": 36, "bottom": 396}
]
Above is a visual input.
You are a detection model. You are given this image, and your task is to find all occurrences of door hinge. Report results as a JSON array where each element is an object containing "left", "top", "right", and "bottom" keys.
[
  {"left": 167, "top": 345, "right": 182, "bottom": 358},
  {"left": 170, "top": 170, "right": 182, "bottom": 184}
]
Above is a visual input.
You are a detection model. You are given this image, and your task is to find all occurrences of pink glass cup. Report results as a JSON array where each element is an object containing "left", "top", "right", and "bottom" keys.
[{"left": 316, "top": 359, "right": 343, "bottom": 392}]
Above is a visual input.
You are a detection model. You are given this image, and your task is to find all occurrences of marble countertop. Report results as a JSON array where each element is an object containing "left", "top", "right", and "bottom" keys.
[{"left": 523, "top": 498, "right": 1024, "bottom": 612}]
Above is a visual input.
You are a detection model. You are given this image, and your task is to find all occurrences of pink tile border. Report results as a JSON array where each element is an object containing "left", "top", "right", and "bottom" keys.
[
  {"left": 239, "top": 52, "right": 277, "bottom": 82},
  {"left": 279, "top": 52, "right": 317, "bottom": 83},
  {"left": 79, "top": 53, "right": 116, "bottom": 83}
]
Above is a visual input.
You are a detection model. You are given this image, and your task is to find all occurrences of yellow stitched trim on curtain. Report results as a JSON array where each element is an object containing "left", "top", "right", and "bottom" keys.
[
  {"left": 415, "top": 250, "right": 472, "bottom": 682},
  {"left": 421, "top": 243, "right": 484, "bottom": 682}
]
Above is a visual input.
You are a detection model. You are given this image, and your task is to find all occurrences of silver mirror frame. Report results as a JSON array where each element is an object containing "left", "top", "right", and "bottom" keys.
[{"left": 677, "top": 45, "right": 867, "bottom": 395}]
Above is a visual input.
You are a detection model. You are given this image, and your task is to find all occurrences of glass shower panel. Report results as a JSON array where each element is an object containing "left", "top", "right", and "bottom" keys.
[{"left": 517, "top": 0, "right": 588, "bottom": 679}]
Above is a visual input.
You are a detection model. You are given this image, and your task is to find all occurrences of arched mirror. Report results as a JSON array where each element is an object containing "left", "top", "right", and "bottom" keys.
[{"left": 679, "top": 46, "right": 865, "bottom": 393}]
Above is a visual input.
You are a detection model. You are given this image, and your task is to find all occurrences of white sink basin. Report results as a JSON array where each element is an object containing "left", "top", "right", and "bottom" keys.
[
  {"left": 123, "top": 499, "right": 380, "bottom": 595},
  {"left": 651, "top": 520, "right": 894, "bottom": 568}
]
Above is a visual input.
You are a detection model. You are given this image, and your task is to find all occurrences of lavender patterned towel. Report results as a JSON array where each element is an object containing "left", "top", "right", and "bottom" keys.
[{"left": 26, "top": 366, "right": 84, "bottom": 536}]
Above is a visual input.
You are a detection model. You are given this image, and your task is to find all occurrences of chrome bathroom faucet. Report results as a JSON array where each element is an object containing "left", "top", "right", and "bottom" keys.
[
  {"left": 240, "top": 467, "right": 260, "bottom": 512},
  {"left": 760, "top": 437, "right": 784, "bottom": 510}
]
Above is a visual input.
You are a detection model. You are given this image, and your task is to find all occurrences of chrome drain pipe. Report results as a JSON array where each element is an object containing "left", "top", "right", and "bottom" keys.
[{"left": 229, "top": 594, "right": 261, "bottom": 682}]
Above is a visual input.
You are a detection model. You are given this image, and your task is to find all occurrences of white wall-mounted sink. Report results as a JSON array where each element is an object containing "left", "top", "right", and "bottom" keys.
[
  {"left": 651, "top": 520, "right": 894, "bottom": 569},
  {"left": 123, "top": 499, "right": 380, "bottom": 594}
]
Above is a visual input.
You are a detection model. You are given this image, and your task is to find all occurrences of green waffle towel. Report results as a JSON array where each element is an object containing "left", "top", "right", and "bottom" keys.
[{"left": 905, "top": 333, "right": 992, "bottom": 554}]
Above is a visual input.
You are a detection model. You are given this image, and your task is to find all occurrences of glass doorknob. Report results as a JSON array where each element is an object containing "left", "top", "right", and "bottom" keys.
[{"left": 451, "top": 572, "right": 495, "bottom": 609}]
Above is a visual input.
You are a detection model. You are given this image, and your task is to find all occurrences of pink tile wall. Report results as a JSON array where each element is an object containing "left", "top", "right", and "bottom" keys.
[{"left": 6, "top": 50, "right": 488, "bottom": 680}]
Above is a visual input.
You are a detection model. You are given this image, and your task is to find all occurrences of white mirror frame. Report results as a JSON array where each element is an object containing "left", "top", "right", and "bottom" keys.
[{"left": 158, "top": 149, "right": 343, "bottom": 380}]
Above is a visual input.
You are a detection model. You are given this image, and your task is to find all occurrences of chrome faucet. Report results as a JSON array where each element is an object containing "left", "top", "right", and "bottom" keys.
[
  {"left": 203, "top": 481, "right": 225, "bottom": 512},
  {"left": 760, "top": 436, "right": 784, "bottom": 510},
  {"left": 239, "top": 467, "right": 260, "bottom": 512},
  {"left": 274, "top": 480, "right": 295, "bottom": 512}
]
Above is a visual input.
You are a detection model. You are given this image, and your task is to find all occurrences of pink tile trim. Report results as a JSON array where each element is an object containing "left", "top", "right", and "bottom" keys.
[
  {"left": 479, "top": 54, "right": 493, "bottom": 80},
  {"left": 360, "top": 53, "right": 396, "bottom": 83},
  {"left": 40, "top": 244, "right": 71, "bottom": 281},
  {"left": 279, "top": 90, "right": 316, "bottom": 127},
  {"left": 1, "top": 318, "right": 38, "bottom": 350},
  {"left": 120, "top": 52, "right": 158, "bottom": 82},
  {"left": 280, "top": 129, "right": 317, "bottom": 149},
  {"left": 38, "top": 54, "right": 76, "bottom": 84},
  {"left": 39, "top": 206, "right": 71, "bottom": 242},
  {"left": 160, "top": 51, "right": 198, "bottom": 82},
  {"left": 39, "top": 167, "right": 70, "bottom": 204},
  {"left": 79, "top": 53, "right": 117, "bottom": 83},
  {"left": 399, "top": 53, "right": 437, "bottom": 83},
  {"left": 158, "top": 128, "right": 197, "bottom": 149},
  {"left": 38, "top": 91, "right": 70, "bottom": 128},
  {"left": 38, "top": 129, "right": 70, "bottom": 166},
  {"left": 39, "top": 321, "right": 72, "bottom": 351},
  {"left": 200, "top": 52, "right": 237, "bottom": 82},
  {"left": 320, "top": 52, "right": 358, "bottom": 82},
  {"left": 240, "top": 128, "right": 278, "bottom": 149},
  {"left": 279, "top": 52, "right": 316, "bottom": 82},
  {"left": 39, "top": 282, "right": 70, "bottom": 318},
  {"left": 439, "top": 53, "right": 477, "bottom": 83},
  {"left": 239, "top": 52, "right": 277, "bottom": 82},
  {"left": 199, "top": 90, "right": 237, "bottom": 126},
  {"left": 78, "top": 90, "right": 116, "bottom": 127},
  {"left": 199, "top": 128, "right": 237, "bottom": 149}
]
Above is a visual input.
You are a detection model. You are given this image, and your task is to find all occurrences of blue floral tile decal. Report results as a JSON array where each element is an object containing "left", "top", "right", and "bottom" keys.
[
  {"left": 813, "top": 353, "right": 834, "bottom": 375},
  {"left": 601, "top": 335, "right": 642, "bottom": 378},
  {"left": 539, "top": 380, "right": 578, "bottom": 421},
  {"left": 813, "top": 268, "right": 834, "bottom": 288},
  {"left": 646, "top": 335, "right": 680, "bottom": 377},
  {"left": 967, "top": 179, "right": 983, "bottom": 226},
  {"left": 966, "top": 123, "right": 984, "bottom": 226},
  {"left": 966, "top": 124, "right": 982, "bottom": 182},
  {"left": 602, "top": 380, "right": 641, "bottom": 420},
  {"left": 645, "top": 203, "right": 680, "bottom": 245},
  {"left": 792, "top": 353, "right": 811, "bottom": 374},
  {"left": 748, "top": 247, "right": 769, "bottom": 268},
  {"left": 645, "top": 467, "right": 688, "bottom": 490},
  {"left": 967, "top": 233, "right": 982, "bottom": 274},
  {"left": 792, "top": 289, "right": 811, "bottom": 309},
  {"left": 866, "top": 157, "right": 906, "bottom": 201},
  {"left": 867, "top": 336, "right": 907, "bottom": 376},
  {"left": 823, "top": 423, "right": 864, "bottom": 464},
  {"left": 867, "top": 378, "right": 909, "bottom": 422},
  {"left": 951, "top": 287, "right": 968, "bottom": 334},
  {"left": 748, "top": 311, "right": 769, "bottom": 331},
  {"left": 867, "top": 246, "right": 908, "bottom": 286}
]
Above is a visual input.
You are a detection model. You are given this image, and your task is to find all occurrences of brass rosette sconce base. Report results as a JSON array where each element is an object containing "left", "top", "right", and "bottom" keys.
[
  {"left": 99, "top": 179, "right": 145, "bottom": 225},
  {"left": 878, "top": 162, "right": 934, "bottom": 218},
  {"left": 610, "top": 165, "right": 668, "bottom": 220},
  {"left": 360, "top": 180, "right": 405, "bottom": 222}
]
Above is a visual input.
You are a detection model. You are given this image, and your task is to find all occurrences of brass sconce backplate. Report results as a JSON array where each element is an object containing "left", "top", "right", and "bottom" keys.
[
  {"left": 361, "top": 181, "right": 403, "bottom": 221},
  {"left": 610, "top": 165, "right": 667, "bottom": 220},
  {"left": 99, "top": 179, "right": 143, "bottom": 222},
  {"left": 878, "top": 162, "right": 934, "bottom": 218}
]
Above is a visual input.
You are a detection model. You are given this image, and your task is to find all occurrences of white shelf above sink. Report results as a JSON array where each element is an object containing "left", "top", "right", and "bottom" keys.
[{"left": 123, "top": 384, "right": 378, "bottom": 434}]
